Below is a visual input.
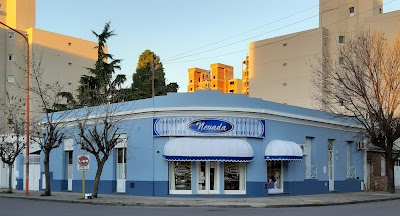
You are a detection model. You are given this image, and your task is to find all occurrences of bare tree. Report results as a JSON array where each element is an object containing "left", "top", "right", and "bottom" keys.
[
  {"left": 26, "top": 54, "right": 72, "bottom": 196},
  {"left": 312, "top": 31, "right": 400, "bottom": 193},
  {"left": 74, "top": 104, "right": 125, "bottom": 198},
  {"left": 0, "top": 93, "right": 25, "bottom": 193}
]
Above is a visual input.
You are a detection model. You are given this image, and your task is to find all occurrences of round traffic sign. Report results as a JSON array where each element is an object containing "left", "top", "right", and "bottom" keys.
[{"left": 78, "top": 155, "right": 89, "bottom": 167}]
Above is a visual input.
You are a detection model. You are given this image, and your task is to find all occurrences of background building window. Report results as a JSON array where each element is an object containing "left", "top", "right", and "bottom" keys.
[
  {"left": 283, "top": 43, "right": 287, "bottom": 47},
  {"left": 8, "top": 54, "right": 14, "bottom": 61},
  {"left": 349, "top": 7, "right": 355, "bottom": 16},
  {"left": 8, "top": 32, "right": 15, "bottom": 39},
  {"left": 339, "top": 57, "right": 344, "bottom": 65},
  {"left": 7, "top": 75, "right": 14, "bottom": 83},
  {"left": 283, "top": 63, "right": 287, "bottom": 66},
  {"left": 339, "top": 36, "right": 345, "bottom": 44}
]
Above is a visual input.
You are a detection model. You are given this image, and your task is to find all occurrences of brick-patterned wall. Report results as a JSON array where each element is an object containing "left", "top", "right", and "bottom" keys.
[
  {"left": 372, "top": 176, "right": 388, "bottom": 191},
  {"left": 367, "top": 152, "right": 382, "bottom": 176}
]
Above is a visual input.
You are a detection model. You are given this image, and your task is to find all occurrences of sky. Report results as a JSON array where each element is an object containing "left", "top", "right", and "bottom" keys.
[{"left": 35, "top": 0, "right": 400, "bottom": 92}]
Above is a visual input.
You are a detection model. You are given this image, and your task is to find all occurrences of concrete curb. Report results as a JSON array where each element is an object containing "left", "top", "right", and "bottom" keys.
[{"left": 1, "top": 193, "right": 400, "bottom": 208}]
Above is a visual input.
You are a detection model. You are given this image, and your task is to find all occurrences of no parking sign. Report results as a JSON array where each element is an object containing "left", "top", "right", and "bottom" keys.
[{"left": 77, "top": 155, "right": 90, "bottom": 171}]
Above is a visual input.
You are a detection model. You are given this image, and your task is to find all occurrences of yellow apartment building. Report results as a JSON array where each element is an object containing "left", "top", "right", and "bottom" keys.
[
  {"left": 0, "top": 0, "right": 98, "bottom": 130},
  {"left": 248, "top": 0, "right": 399, "bottom": 109},
  {"left": 188, "top": 62, "right": 249, "bottom": 95}
]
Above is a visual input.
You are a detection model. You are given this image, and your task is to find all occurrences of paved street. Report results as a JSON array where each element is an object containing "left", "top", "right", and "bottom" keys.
[{"left": 1, "top": 198, "right": 400, "bottom": 216}]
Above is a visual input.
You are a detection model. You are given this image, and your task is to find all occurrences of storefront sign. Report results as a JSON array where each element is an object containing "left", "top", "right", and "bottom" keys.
[
  {"left": 188, "top": 119, "right": 233, "bottom": 134},
  {"left": 153, "top": 117, "right": 265, "bottom": 138}
]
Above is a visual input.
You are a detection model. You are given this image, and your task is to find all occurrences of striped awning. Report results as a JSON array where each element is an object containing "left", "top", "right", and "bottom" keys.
[
  {"left": 265, "top": 140, "right": 303, "bottom": 161},
  {"left": 163, "top": 137, "right": 254, "bottom": 162}
]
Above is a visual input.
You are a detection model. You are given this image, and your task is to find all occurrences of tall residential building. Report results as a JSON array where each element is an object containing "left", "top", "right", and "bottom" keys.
[
  {"left": 188, "top": 63, "right": 248, "bottom": 95},
  {"left": 0, "top": 0, "right": 98, "bottom": 130},
  {"left": 248, "top": 0, "right": 398, "bottom": 109}
]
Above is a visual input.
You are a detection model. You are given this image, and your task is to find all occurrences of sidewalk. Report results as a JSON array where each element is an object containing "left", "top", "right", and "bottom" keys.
[{"left": 1, "top": 190, "right": 400, "bottom": 208}]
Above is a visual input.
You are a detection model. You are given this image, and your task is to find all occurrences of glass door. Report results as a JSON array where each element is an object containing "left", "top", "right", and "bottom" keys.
[{"left": 197, "top": 161, "right": 219, "bottom": 194}]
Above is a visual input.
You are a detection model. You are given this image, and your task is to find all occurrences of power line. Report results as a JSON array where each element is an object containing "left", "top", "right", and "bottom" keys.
[
  {"left": 164, "top": 0, "right": 397, "bottom": 65},
  {"left": 163, "top": 0, "right": 337, "bottom": 61},
  {"left": 163, "top": 0, "right": 356, "bottom": 63}
]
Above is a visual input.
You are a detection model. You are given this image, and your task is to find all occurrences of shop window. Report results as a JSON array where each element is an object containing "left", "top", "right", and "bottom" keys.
[
  {"left": 169, "top": 161, "right": 192, "bottom": 194},
  {"left": 267, "top": 161, "right": 283, "bottom": 193},
  {"left": 224, "top": 162, "right": 246, "bottom": 194}
]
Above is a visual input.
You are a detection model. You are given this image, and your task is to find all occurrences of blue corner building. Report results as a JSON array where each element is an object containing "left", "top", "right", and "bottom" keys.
[{"left": 16, "top": 91, "right": 365, "bottom": 197}]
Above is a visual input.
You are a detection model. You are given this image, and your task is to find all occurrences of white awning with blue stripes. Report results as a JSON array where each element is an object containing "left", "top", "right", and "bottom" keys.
[
  {"left": 265, "top": 140, "right": 303, "bottom": 161},
  {"left": 163, "top": 137, "right": 254, "bottom": 162}
]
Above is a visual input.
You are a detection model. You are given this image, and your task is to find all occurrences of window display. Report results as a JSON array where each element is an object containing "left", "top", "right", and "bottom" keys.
[
  {"left": 224, "top": 162, "right": 245, "bottom": 193},
  {"left": 170, "top": 161, "right": 192, "bottom": 192},
  {"left": 267, "top": 161, "right": 283, "bottom": 193}
]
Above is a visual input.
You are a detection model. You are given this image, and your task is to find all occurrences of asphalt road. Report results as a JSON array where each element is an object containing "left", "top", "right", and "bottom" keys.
[{"left": 1, "top": 198, "right": 400, "bottom": 216}]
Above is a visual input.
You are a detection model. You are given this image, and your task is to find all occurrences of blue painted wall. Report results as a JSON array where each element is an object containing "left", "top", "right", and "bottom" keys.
[{"left": 38, "top": 91, "right": 364, "bottom": 197}]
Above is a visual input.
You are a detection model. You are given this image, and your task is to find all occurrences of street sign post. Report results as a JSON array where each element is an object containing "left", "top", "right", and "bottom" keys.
[{"left": 77, "top": 155, "right": 89, "bottom": 199}]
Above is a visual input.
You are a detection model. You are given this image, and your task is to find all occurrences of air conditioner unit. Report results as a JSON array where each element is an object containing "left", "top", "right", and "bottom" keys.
[{"left": 357, "top": 141, "right": 365, "bottom": 150}]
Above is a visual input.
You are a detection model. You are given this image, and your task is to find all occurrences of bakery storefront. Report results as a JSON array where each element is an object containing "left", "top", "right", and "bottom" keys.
[{"left": 153, "top": 117, "right": 265, "bottom": 195}]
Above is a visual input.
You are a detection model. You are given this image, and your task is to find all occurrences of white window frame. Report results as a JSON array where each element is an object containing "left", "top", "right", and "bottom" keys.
[{"left": 223, "top": 162, "right": 246, "bottom": 195}]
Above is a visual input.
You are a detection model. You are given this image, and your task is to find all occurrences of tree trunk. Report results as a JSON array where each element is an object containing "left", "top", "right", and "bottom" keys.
[
  {"left": 7, "top": 163, "right": 13, "bottom": 193},
  {"left": 43, "top": 151, "right": 51, "bottom": 196},
  {"left": 92, "top": 160, "right": 106, "bottom": 198},
  {"left": 386, "top": 152, "right": 395, "bottom": 193}
]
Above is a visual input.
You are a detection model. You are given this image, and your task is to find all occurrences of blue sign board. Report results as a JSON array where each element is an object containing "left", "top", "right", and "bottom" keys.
[
  {"left": 188, "top": 119, "right": 234, "bottom": 134},
  {"left": 153, "top": 117, "right": 265, "bottom": 138}
]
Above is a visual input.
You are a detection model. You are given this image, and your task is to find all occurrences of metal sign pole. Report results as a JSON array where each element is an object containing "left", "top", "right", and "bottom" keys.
[{"left": 82, "top": 170, "right": 85, "bottom": 199}]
